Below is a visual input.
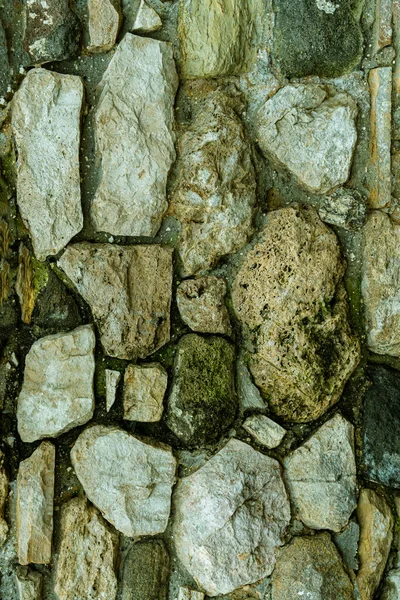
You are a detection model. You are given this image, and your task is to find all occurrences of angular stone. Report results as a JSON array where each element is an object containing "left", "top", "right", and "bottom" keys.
[
  {"left": 170, "top": 92, "right": 256, "bottom": 275},
  {"left": 71, "top": 425, "right": 176, "bottom": 537},
  {"left": 123, "top": 363, "right": 167, "bottom": 422},
  {"left": 132, "top": 0, "right": 162, "bottom": 33},
  {"left": 58, "top": 243, "right": 173, "bottom": 360},
  {"left": 333, "top": 520, "right": 360, "bottom": 571},
  {"left": 242, "top": 414, "right": 286, "bottom": 449},
  {"left": 54, "top": 496, "right": 118, "bottom": 600},
  {"left": 284, "top": 414, "right": 357, "bottom": 532},
  {"left": 15, "top": 568, "right": 42, "bottom": 600},
  {"left": 382, "top": 569, "right": 400, "bottom": 600},
  {"left": 236, "top": 357, "right": 266, "bottom": 411},
  {"left": 362, "top": 212, "right": 400, "bottom": 356},
  {"left": 178, "top": 588, "right": 204, "bottom": 600},
  {"left": 357, "top": 488, "right": 394, "bottom": 600},
  {"left": 0, "top": 450, "right": 8, "bottom": 547},
  {"left": 317, "top": 188, "right": 367, "bottom": 230},
  {"left": 372, "top": 0, "right": 392, "bottom": 55},
  {"left": 270, "top": 534, "right": 354, "bottom": 600},
  {"left": 121, "top": 540, "right": 169, "bottom": 600},
  {"left": 165, "top": 334, "right": 237, "bottom": 447},
  {"left": 17, "top": 442, "right": 55, "bottom": 565},
  {"left": 369, "top": 68, "right": 392, "bottom": 209},
  {"left": 106, "top": 369, "right": 121, "bottom": 412},
  {"left": 173, "top": 439, "right": 291, "bottom": 596},
  {"left": 17, "top": 325, "right": 95, "bottom": 443},
  {"left": 87, "top": 0, "right": 121, "bottom": 52},
  {"left": 12, "top": 69, "right": 83, "bottom": 260},
  {"left": 231, "top": 206, "right": 360, "bottom": 423},
  {"left": 177, "top": 276, "right": 231, "bottom": 335},
  {"left": 91, "top": 34, "right": 178, "bottom": 237},
  {"left": 255, "top": 84, "right": 357, "bottom": 194}
]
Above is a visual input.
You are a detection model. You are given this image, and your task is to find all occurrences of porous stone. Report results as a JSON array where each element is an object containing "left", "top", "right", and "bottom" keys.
[
  {"left": 369, "top": 67, "right": 392, "bottom": 209},
  {"left": 54, "top": 496, "right": 118, "bottom": 600},
  {"left": 87, "top": 0, "right": 121, "bottom": 52},
  {"left": 71, "top": 425, "right": 176, "bottom": 537},
  {"left": 270, "top": 534, "right": 354, "bottom": 600},
  {"left": 12, "top": 69, "right": 83, "bottom": 260},
  {"left": 123, "top": 363, "right": 167, "bottom": 422},
  {"left": 178, "top": 588, "right": 204, "bottom": 600},
  {"left": 242, "top": 414, "right": 286, "bottom": 449},
  {"left": 317, "top": 188, "right": 367, "bottom": 230},
  {"left": 17, "top": 442, "right": 55, "bottom": 565},
  {"left": 255, "top": 84, "right": 357, "bottom": 194},
  {"left": 132, "top": 0, "right": 162, "bottom": 32},
  {"left": 58, "top": 243, "right": 173, "bottom": 360},
  {"left": 169, "top": 92, "right": 256, "bottom": 275},
  {"left": 91, "top": 33, "right": 178, "bottom": 237},
  {"left": 172, "top": 438, "right": 291, "bottom": 596},
  {"left": 382, "top": 569, "right": 400, "bottom": 600},
  {"left": 284, "top": 414, "right": 356, "bottom": 532},
  {"left": 231, "top": 206, "right": 360, "bottom": 423},
  {"left": 121, "top": 540, "right": 169, "bottom": 600},
  {"left": 17, "top": 325, "right": 95, "bottom": 443},
  {"left": 165, "top": 334, "right": 237, "bottom": 447},
  {"left": 357, "top": 488, "right": 394, "bottom": 600},
  {"left": 106, "top": 369, "right": 121, "bottom": 412},
  {"left": 0, "top": 450, "right": 8, "bottom": 547},
  {"left": 15, "top": 567, "right": 42, "bottom": 600},
  {"left": 176, "top": 276, "right": 232, "bottom": 335}
]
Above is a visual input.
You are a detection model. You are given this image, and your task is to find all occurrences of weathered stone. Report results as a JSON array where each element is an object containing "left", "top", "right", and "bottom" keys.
[
  {"left": 123, "top": 363, "right": 167, "bottom": 422},
  {"left": 132, "top": 0, "right": 162, "bottom": 32},
  {"left": 170, "top": 92, "right": 256, "bottom": 275},
  {"left": 71, "top": 425, "right": 176, "bottom": 537},
  {"left": 165, "top": 334, "right": 237, "bottom": 447},
  {"left": 242, "top": 414, "right": 286, "bottom": 449},
  {"left": 15, "top": 567, "right": 42, "bottom": 600},
  {"left": 362, "top": 212, "right": 400, "bottom": 356},
  {"left": 17, "top": 442, "right": 55, "bottom": 565},
  {"left": 284, "top": 414, "right": 356, "bottom": 532},
  {"left": 173, "top": 439, "right": 291, "bottom": 596},
  {"left": 333, "top": 520, "right": 360, "bottom": 571},
  {"left": 176, "top": 276, "right": 232, "bottom": 335},
  {"left": 54, "top": 496, "right": 118, "bottom": 600},
  {"left": 17, "top": 325, "right": 95, "bottom": 443},
  {"left": 357, "top": 488, "right": 394, "bottom": 600},
  {"left": 58, "top": 243, "right": 173, "bottom": 360},
  {"left": 0, "top": 450, "right": 8, "bottom": 547},
  {"left": 106, "top": 369, "right": 121, "bottom": 412},
  {"left": 91, "top": 33, "right": 178, "bottom": 237},
  {"left": 369, "top": 67, "right": 392, "bottom": 209},
  {"left": 121, "top": 540, "right": 169, "bottom": 600},
  {"left": 87, "top": 0, "right": 121, "bottom": 52},
  {"left": 236, "top": 357, "right": 266, "bottom": 411},
  {"left": 232, "top": 206, "right": 360, "bottom": 423},
  {"left": 178, "top": 588, "right": 204, "bottom": 600},
  {"left": 382, "top": 569, "right": 400, "bottom": 600},
  {"left": 255, "top": 84, "right": 357, "bottom": 194},
  {"left": 12, "top": 69, "right": 83, "bottom": 260},
  {"left": 270, "top": 534, "right": 354, "bottom": 600},
  {"left": 372, "top": 0, "right": 392, "bottom": 55},
  {"left": 317, "top": 188, "right": 367, "bottom": 230}
]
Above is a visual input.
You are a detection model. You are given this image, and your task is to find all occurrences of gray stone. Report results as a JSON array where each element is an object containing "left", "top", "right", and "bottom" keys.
[
  {"left": 255, "top": 84, "right": 357, "bottom": 194},
  {"left": 17, "top": 325, "right": 95, "bottom": 443},
  {"left": 173, "top": 439, "right": 291, "bottom": 596},
  {"left": 15, "top": 567, "right": 42, "bottom": 600},
  {"left": 242, "top": 414, "right": 286, "bottom": 449},
  {"left": 131, "top": 0, "right": 162, "bottom": 33},
  {"left": 121, "top": 540, "right": 169, "bottom": 600},
  {"left": 333, "top": 520, "right": 360, "bottom": 571},
  {"left": 382, "top": 569, "right": 400, "bottom": 600},
  {"left": 58, "top": 243, "right": 173, "bottom": 360},
  {"left": 176, "top": 276, "right": 232, "bottom": 335},
  {"left": 284, "top": 414, "right": 357, "bottom": 532},
  {"left": 71, "top": 425, "right": 176, "bottom": 537},
  {"left": 369, "top": 67, "right": 392, "bottom": 210},
  {"left": 236, "top": 357, "right": 266, "bottom": 411},
  {"left": 12, "top": 69, "right": 84, "bottom": 261},
  {"left": 91, "top": 33, "right": 178, "bottom": 237},
  {"left": 0, "top": 450, "right": 8, "bottom": 547},
  {"left": 317, "top": 188, "right": 367, "bottom": 230},
  {"left": 123, "top": 363, "right": 167, "bottom": 422},
  {"left": 106, "top": 369, "right": 121, "bottom": 412},
  {"left": 87, "top": 0, "right": 121, "bottom": 53}
]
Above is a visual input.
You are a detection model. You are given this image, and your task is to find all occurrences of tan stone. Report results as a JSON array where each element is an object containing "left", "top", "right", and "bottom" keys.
[
  {"left": 123, "top": 363, "right": 167, "bottom": 422},
  {"left": 369, "top": 67, "right": 392, "bottom": 209},
  {"left": 178, "top": 588, "right": 205, "bottom": 600},
  {"left": 372, "top": 0, "right": 392, "bottom": 54},
  {"left": 87, "top": 0, "right": 120, "bottom": 53},
  {"left": 176, "top": 276, "right": 232, "bottom": 335},
  {"left": 0, "top": 450, "right": 8, "bottom": 547},
  {"left": 132, "top": 0, "right": 162, "bottom": 33},
  {"left": 15, "top": 567, "right": 42, "bottom": 600}
]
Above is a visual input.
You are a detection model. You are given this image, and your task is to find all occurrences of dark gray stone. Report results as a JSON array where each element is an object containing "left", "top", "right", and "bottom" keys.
[
  {"left": 121, "top": 540, "right": 170, "bottom": 600},
  {"left": 0, "top": 22, "right": 10, "bottom": 101},
  {"left": 33, "top": 269, "right": 81, "bottom": 332}
]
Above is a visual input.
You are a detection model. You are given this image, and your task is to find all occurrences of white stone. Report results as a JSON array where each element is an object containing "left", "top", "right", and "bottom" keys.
[
  {"left": 87, "top": 0, "right": 120, "bottom": 52},
  {"left": 382, "top": 569, "right": 400, "bottom": 600},
  {"left": 12, "top": 68, "right": 83, "bottom": 260},
  {"left": 17, "top": 325, "right": 95, "bottom": 443},
  {"left": 91, "top": 33, "right": 178, "bottom": 236},
  {"left": 105, "top": 369, "right": 121, "bottom": 412},
  {"left": 123, "top": 363, "right": 167, "bottom": 422},
  {"left": 71, "top": 425, "right": 176, "bottom": 537},
  {"left": 242, "top": 414, "right": 286, "bottom": 449},
  {"left": 132, "top": 0, "right": 162, "bottom": 33}
]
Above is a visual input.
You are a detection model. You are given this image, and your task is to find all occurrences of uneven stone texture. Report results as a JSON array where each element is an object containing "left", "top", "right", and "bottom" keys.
[
  {"left": 17, "top": 442, "right": 55, "bottom": 566},
  {"left": 106, "top": 369, "right": 121, "bottom": 412},
  {"left": 12, "top": 69, "right": 83, "bottom": 261},
  {"left": 333, "top": 520, "right": 360, "bottom": 571},
  {"left": 87, "top": 0, "right": 120, "bottom": 53},
  {"left": 165, "top": 334, "right": 237, "bottom": 447},
  {"left": 54, "top": 496, "right": 118, "bottom": 600},
  {"left": 357, "top": 488, "right": 394, "bottom": 600},
  {"left": 121, "top": 540, "right": 169, "bottom": 600},
  {"left": 382, "top": 569, "right": 400, "bottom": 600},
  {"left": 173, "top": 439, "right": 291, "bottom": 596},
  {"left": 17, "top": 325, "right": 95, "bottom": 443},
  {"left": 284, "top": 414, "right": 357, "bottom": 532},
  {"left": 0, "top": 450, "right": 8, "bottom": 547},
  {"left": 58, "top": 244, "right": 173, "bottom": 360},
  {"left": 255, "top": 84, "right": 357, "bottom": 195},
  {"left": 15, "top": 567, "right": 42, "bottom": 600},
  {"left": 232, "top": 206, "right": 360, "bottom": 422},
  {"left": 123, "top": 363, "right": 167, "bottom": 422},
  {"left": 176, "top": 276, "right": 232, "bottom": 335},
  {"left": 71, "top": 425, "right": 176, "bottom": 537},
  {"left": 362, "top": 212, "right": 400, "bottom": 356},
  {"left": 242, "top": 414, "right": 286, "bottom": 449},
  {"left": 372, "top": 0, "right": 392, "bottom": 55},
  {"left": 236, "top": 358, "right": 266, "bottom": 411},
  {"left": 91, "top": 33, "right": 178, "bottom": 237},
  {"left": 317, "top": 188, "right": 367, "bottom": 230},
  {"left": 369, "top": 67, "right": 392, "bottom": 209},
  {"left": 132, "top": 0, "right": 162, "bottom": 32},
  {"left": 170, "top": 92, "right": 256, "bottom": 275},
  {"left": 270, "top": 534, "right": 354, "bottom": 600},
  {"left": 178, "top": 588, "right": 204, "bottom": 600}
]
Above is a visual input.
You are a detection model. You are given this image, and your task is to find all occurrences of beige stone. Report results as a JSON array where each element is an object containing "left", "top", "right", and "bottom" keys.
[
  {"left": 242, "top": 414, "right": 286, "bottom": 449},
  {"left": 132, "top": 0, "right": 162, "bottom": 32},
  {"left": 176, "top": 276, "right": 232, "bottom": 335},
  {"left": 0, "top": 450, "right": 8, "bottom": 547},
  {"left": 178, "top": 588, "right": 205, "bottom": 600},
  {"left": 15, "top": 567, "right": 42, "bottom": 600},
  {"left": 393, "top": 0, "right": 400, "bottom": 140},
  {"left": 87, "top": 0, "right": 120, "bottom": 52},
  {"left": 123, "top": 363, "right": 167, "bottom": 422},
  {"left": 105, "top": 369, "right": 121, "bottom": 412},
  {"left": 369, "top": 67, "right": 392, "bottom": 209}
]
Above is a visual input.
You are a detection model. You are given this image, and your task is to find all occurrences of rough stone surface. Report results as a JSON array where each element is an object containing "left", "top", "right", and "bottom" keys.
[
  {"left": 91, "top": 33, "right": 178, "bottom": 237},
  {"left": 165, "top": 334, "right": 237, "bottom": 447},
  {"left": 317, "top": 188, "right": 367, "bottom": 230},
  {"left": 372, "top": 0, "right": 393, "bottom": 54},
  {"left": 106, "top": 369, "right": 121, "bottom": 412},
  {"left": 178, "top": 588, "right": 204, "bottom": 600},
  {"left": 123, "top": 363, "right": 167, "bottom": 422},
  {"left": 58, "top": 243, "right": 173, "bottom": 360},
  {"left": 172, "top": 438, "right": 291, "bottom": 596},
  {"left": 232, "top": 206, "right": 360, "bottom": 423},
  {"left": 87, "top": 0, "right": 121, "bottom": 52},
  {"left": 333, "top": 520, "right": 360, "bottom": 571},
  {"left": 369, "top": 67, "right": 392, "bottom": 209},
  {"left": 71, "top": 425, "right": 176, "bottom": 537},
  {"left": 236, "top": 358, "right": 266, "bottom": 411},
  {"left": 121, "top": 540, "right": 169, "bottom": 600},
  {"left": 132, "top": 0, "right": 162, "bottom": 32},
  {"left": 54, "top": 496, "right": 118, "bottom": 600},
  {"left": 12, "top": 69, "right": 83, "bottom": 260},
  {"left": 17, "top": 442, "right": 55, "bottom": 566},
  {"left": 0, "top": 450, "right": 8, "bottom": 547},
  {"left": 17, "top": 325, "right": 95, "bottom": 443},
  {"left": 170, "top": 92, "right": 256, "bottom": 275},
  {"left": 270, "top": 534, "right": 354, "bottom": 600},
  {"left": 176, "top": 276, "right": 232, "bottom": 335},
  {"left": 255, "top": 84, "right": 357, "bottom": 194},
  {"left": 15, "top": 567, "right": 42, "bottom": 600},
  {"left": 242, "top": 414, "right": 286, "bottom": 449},
  {"left": 382, "top": 569, "right": 400, "bottom": 600}
]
